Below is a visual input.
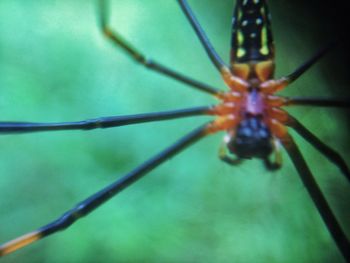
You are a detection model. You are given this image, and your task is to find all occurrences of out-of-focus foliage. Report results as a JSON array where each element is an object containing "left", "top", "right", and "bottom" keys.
[{"left": 0, "top": 1, "right": 349, "bottom": 262}]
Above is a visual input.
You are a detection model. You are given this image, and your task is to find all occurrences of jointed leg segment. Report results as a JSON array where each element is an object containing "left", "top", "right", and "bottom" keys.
[
  {"left": 283, "top": 41, "right": 339, "bottom": 84},
  {"left": 0, "top": 122, "right": 212, "bottom": 256},
  {"left": 266, "top": 95, "right": 350, "bottom": 108},
  {"left": 264, "top": 139, "right": 282, "bottom": 170},
  {"left": 177, "top": 0, "right": 228, "bottom": 72},
  {"left": 284, "top": 97, "right": 350, "bottom": 108},
  {"left": 219, "top": 141, "right": 242, "bottom": 166},
  {"left": 286, "top": 114, "right": 350, "bottom": 182},
  {"left": 0, "top": 106, "right": 212, "bottom": 134},
  {"left": 98, "top": 0, "right": 220, "bottom": 96},
  {"left": 282, "top": 134, "right": 350, "bottom": 261}
]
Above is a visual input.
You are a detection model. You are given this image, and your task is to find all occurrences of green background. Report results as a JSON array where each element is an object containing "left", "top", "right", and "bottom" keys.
[{"left": 0, "top": 1, "right": 349, "bottom": 262}]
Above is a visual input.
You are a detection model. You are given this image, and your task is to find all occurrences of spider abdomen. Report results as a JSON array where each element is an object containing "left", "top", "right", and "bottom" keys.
[{"left": 229, "top": 114, "right": 273, "bottom": 159}]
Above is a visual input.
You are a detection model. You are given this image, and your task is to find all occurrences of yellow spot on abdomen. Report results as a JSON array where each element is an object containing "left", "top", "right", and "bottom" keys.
[
  {"left": 237, "top": 47, "right": 246, "bottom": 58},
  {"left": 236, "top": 30, "right": 245, "bottom": 58},
  {"left": 237, "top": 30, "right": 244, "bottom": 46},
  {"left": 260, "top": 46, "right": 269, "bottom": 55},
  {"left": 259, "top": 25, "right": 269, "bottom": 55}
]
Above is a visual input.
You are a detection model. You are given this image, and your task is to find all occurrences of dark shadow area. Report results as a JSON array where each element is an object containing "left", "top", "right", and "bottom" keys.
[{"left": 285, "top": 2, "right": 350, "bottom": 261}]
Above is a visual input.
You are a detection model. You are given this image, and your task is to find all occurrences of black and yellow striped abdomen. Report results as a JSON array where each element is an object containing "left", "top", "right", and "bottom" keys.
[{"left": 231, "top": 0, "right": 274, "bottom": 65}]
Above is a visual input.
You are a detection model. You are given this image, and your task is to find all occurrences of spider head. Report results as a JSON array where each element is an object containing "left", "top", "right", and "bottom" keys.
[{"left": 228, "top": 114, "right": 273, "bottom": 159}]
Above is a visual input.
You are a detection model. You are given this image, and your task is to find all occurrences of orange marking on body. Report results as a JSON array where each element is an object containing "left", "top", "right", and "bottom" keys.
[
  {"left": 267, "top": 108, "right": 289, "bottom": 122},
  {"left": 216, "top": 91, "right": 242, "bottom": 102},
  {"left": 0, "top": 231, "right": 42, "bottom": 256},
  {"left": 255, "top": 60, "right": 274, "bottom": 81},
  {"left": 221, "top": 68, "right": 249, "bottom": 92},
  {"left": 208, "top": 103, "right": 238, "bottom": 116},
  {"left": 205, "top": 116, "right": 239, "bottom": 134},
  {"left": 265, "top": 95, "right": 287, "bottom": 107},
  {"left": 231, "top": 63, "right": 250, "bottom": 80},
  {"left": 268, "top": 119, "right": 288, "bottom": 139},
  {"left": 260, "top": 78, "right": 289, "bottom": 94}
]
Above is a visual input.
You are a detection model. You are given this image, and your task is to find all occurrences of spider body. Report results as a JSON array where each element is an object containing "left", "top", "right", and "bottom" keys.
[{"left": 208, "top": 0, "right": 281, "bottom": 161}]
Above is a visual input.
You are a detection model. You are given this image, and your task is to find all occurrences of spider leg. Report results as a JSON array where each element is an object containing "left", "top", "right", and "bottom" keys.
[
  {"left": 218, "top": 142, "right": 242, "bottom": 166},
  {"left": 261, "top": 42, "right": 339, "bottom": 93},
  {"left": 0, "top": 122, "right": 212, "bottom": 256},
  {"left": 283, "top": 41, "right": 338, "bottom": 84},
  {"left": 263, "top": 158, "right": 281, "bottom": 171},
  {"left": 0, "top": 106, "right": 212, "bottom": 134},
  {"left": 264, "top": 139, "right": 282, "bottom": 171},
  {"left": 282, "top": 134, "right": 350, "bottom": 261},
  {"left": 286, "top": 114, "right": 350, "bottom": 182},
  {"left": 177, "top": 0, "right": 228, "bottom": 72},
  {"left": 284, "top": 97, "right": 350, "bottom": 108},
  {"left": 98, "top": 0, "right": 220, "bottom": 96}
]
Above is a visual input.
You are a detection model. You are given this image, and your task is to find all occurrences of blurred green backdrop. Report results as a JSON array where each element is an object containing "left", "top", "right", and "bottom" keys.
[{"left": 0, "top": 1, "right": 349, "bottom": 262}]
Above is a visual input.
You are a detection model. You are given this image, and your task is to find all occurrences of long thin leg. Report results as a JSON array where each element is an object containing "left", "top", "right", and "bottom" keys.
[
  {"left": 177, "top": 0, "right": 228, "bottom": 72},
  {"left": 283, "top": 41, "right": 338, "bottom": 84},
  {"left": 286, "top": 114, "right": 350, "bottom": 182},
  {"left": 0, "top": 122, "right": 211, "bottom": 257},
  {"left": 0, "top": 106, "right": 212, "bottom": 134},
  {"left": 282, "top": 135, "right": 350, "bottom": 261},
  {"left": 98, "top": 0, "right": 220, "bottom": 96},
  {"left": 284, "top": 97, "right": 350, "bottom": 108},
  {"left": 262, "top": 42, "right": 339, "bottom": 93}
]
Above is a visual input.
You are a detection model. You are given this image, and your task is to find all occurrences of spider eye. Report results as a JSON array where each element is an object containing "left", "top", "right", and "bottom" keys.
[{"left": 228, "top": 115, "right": 273, "bottom": 159}]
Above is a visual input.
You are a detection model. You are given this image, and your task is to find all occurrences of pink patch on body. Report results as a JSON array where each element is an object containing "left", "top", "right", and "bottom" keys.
[{"left": 245, "top": 90, "right": 264, "bottom": 115}]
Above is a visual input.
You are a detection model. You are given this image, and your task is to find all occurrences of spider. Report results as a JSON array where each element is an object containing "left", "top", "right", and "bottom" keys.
[{"left": 3, "top": 2, "right": 350, "bottom": 262}]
